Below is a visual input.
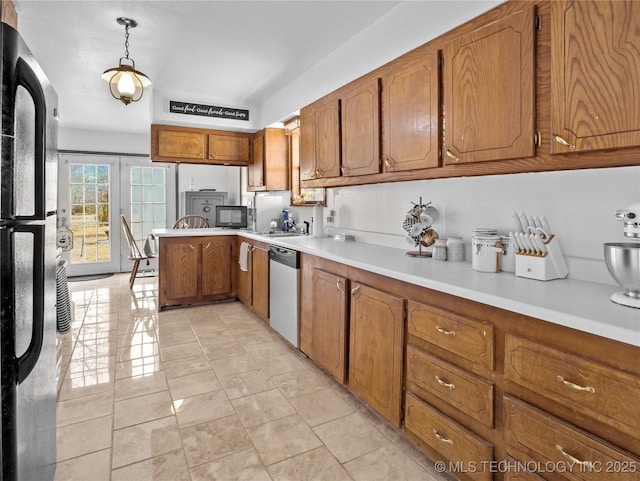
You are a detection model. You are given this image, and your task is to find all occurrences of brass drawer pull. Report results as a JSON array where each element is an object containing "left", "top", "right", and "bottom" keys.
[
  {"left": 435, "top": 376, "right": 455, "bottom": 390},
  {"left": 556, "top": 444, "right": 591, "bottom": 467},
  {"left": 433, "top": 429, "right": 453, "bottom": 445},
  {"left": 336, "top": 279, "right": 344, "bottom": 293},
  {"left": 556, "top": 375, "right": 595, "bottom": 394},
  {"left": 351, "top": 284, "right": 360, "bottom": 295},
  {"left": 554, "top": 134, "right": 576, "bottom": 150},
  {"left": 446, "top": 149, "right": 459, "bottom": 161},
  {"left": 384, "top": 158, "right": 394, "bottom": 170},
  {"left": 435, "top": 326, "right": 456, "bottom": 336}
]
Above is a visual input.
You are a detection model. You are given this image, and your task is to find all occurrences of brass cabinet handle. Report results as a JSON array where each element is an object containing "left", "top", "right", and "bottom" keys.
[
  {"left": 210, "top": 152, "right": 217, "bottom": 159},
  {"left": 351, "top": 284, "right": 360, "bottom": 295},
  {"left": 341, "top": 166, "right": 349, "bottom": 175},
  {"left": 554, "top": 134, "right": 576, "bottom": 150},
  {"left": 384, "top": 158, "right": 394, "bottom": 170},
  {"left": 435, "top": 376, "right": 455, "bottom": 390},
  {"left": 336, "top": 279, "right": 344, "bottom": 293},
  {"left": 315, "top": 168, "right": 322, "bottom": 177},
  {"left": 203, "top": 242, "right": 212, "bottom": 250},
  {"left": 435, "top": 326, "right": 456, "bottom": 336},
  {"left": 445, "top": 149, "right": 459, "bottom": 161},
  {"left": 556, "top": 375, "right": 595, "bottom": 394},
  {"left": 433, "top": 429, "right": 453, "bottom": 445},
  {"left": 556, "top": 445, "right": 591, "bottom": 467}
]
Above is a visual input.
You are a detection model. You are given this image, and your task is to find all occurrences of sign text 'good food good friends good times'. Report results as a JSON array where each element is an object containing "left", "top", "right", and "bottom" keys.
[{"left": 169, "top": 101, "right": 249, "bottom": 121}]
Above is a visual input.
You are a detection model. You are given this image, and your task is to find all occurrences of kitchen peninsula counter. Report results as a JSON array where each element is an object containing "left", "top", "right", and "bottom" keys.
[{"left": 151, "top": 228, "right": 639, "bottom": 347}]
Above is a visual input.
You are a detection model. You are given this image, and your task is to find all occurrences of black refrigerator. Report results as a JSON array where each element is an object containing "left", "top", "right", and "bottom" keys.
[{"left": 0, "top": 24, "right": 58, "bottom": 481}]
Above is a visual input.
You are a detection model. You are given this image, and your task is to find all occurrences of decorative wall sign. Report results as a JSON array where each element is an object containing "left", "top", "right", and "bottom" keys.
[{"left": 169, "top": 101, "right": 249, "bottom": 121}]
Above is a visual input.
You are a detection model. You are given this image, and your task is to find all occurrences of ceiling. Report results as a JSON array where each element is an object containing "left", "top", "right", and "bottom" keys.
[{"left": 14, "top": 0, "right": 400, "bottom": 135}]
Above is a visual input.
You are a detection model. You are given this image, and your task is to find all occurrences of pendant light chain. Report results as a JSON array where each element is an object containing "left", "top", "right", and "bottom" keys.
[{"left": 124, "top": 25, "right": 130, "bottom": 59}]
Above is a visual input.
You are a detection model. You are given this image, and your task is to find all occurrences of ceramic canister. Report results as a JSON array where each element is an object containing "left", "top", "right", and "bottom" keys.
[
  {"left": 472, "top": 234, "right": 503, "bottom": 272},
  {"left": 432, "top": 238, "right": 447, "bottom": 261},
  {"left": 446, "top": 237, "right": 464, "bottom": 262}
]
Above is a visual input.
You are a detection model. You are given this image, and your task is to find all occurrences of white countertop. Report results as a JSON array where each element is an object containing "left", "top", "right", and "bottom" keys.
[{"left": 151, "top": 228, "right": 640, "bottom": 347}]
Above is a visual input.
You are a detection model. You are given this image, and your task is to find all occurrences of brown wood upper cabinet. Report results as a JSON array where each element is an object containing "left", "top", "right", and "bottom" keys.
[
  {"left": 550, "top": 1, "right": 640, "bottom": 154},
  {"left": 381, "top": 48, "right": 440, "bottom": 172},
  {"left": 340, "top": 77, "right": 381, "bottom": 177},
  {"left": 209, "top": 132, "right": 251, "bottom": 164},
  {"left": 248, "top": 128, "right": 289, "bottom": 192},
  {"left": 443, "top": 6, "right": 536, "bottom": 164},
  {"left": 151, "top": 124, "right": 252, "bottom": 166},
  {"left": 299, "top": 95, "right": 341, "bottom": 181}
]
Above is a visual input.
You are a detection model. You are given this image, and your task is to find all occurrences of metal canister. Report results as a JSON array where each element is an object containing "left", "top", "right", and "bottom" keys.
[
  {"left": 500, "top": 235, "right": 515, "bottom": 272},
  {"left": 472, "top": 234, "right": 503, "bottom": 272}
]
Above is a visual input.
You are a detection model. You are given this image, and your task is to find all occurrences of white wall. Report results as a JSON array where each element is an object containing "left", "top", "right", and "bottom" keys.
[
  {"left": 260, "top": 0, "right": 502, "bottom": 126},
  {"left": 151, "top": 88, "right": 260, "bottom": 133},
  {"left": 312, "top": 166, "right": 640, "bottom": 286},
  {"left": 59, "top": 127, "right": 150, "bottom": 155},
  {"left": 177, "top": 164, "right": 242, "bottom": 205}
]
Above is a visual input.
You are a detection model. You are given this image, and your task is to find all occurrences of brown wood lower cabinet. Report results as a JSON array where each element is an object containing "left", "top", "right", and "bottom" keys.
[
  {"left": 158, "top": 235, "right": 236, "bottom": 309},
  {"left": 236, "top": 238, "right": 269, "bottom": 322},
  {"left": 504, "top": 396, "right": 640, "bottom": 481},
  {"left": 348, "top": 282, "right": 404, "bottom": 427},
  {"left": 310, "top": 268, "right": 348, "bottom": 383},
  {"left": 297, "top": 252, "right": 640, "bottom": 481},
  {"left": 405, "top": 393, "right": 494, "bottom": 481}
]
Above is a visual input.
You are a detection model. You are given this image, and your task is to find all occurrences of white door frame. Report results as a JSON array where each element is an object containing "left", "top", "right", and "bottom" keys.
[
  {"left": 58, "top": 153, "right": 122, "bottom": 276},
  {"left": 119, "top": 158, "right": 176, "bottom": 273}
]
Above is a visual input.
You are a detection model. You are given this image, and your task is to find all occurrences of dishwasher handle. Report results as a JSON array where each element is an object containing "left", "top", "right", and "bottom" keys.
[{"left": 269, "top": 245, "right": 300, "bottom": 269}]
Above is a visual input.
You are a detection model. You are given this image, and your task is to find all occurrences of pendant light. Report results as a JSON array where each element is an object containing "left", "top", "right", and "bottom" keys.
[{"left": 101, "top": 17, "right": 151, "bottom": 105}]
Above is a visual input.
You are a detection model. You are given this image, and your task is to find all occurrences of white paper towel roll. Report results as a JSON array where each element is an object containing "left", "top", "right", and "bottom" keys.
[{"left": 312, "top": 204, "right": 324, "bottom": 237}]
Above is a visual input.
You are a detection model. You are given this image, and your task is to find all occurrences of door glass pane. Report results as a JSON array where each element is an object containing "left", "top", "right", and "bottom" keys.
[
  {"left": 130, "top": 166, "right": 167, "bottom": 246},
  {"left": 69, "top": 163, "right": 111, "bottom": 264}
]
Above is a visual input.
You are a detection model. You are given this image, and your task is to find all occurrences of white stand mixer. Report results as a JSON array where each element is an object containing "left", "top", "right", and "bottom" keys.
[{"left": 605, "top": 203, "right": 640, "bottom": 308}]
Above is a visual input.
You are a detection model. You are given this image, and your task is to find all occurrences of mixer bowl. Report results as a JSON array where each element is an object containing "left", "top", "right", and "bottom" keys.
[{"left": 604, "top": 243, "right": 640, "bottom": 297}]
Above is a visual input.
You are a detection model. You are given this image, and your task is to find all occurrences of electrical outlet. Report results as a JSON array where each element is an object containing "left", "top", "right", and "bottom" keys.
[{"left": 326, "top": 216, "right": 334, "bottom": 223}]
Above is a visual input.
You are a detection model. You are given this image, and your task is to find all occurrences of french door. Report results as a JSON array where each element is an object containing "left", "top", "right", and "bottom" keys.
[{"left": 58, "top": 154, "right": 175, "bottom": 276}]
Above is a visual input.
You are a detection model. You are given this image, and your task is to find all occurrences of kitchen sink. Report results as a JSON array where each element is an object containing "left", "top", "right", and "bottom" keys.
[{"left": 260, "top": 232, "right": 305, "bottom": 238}]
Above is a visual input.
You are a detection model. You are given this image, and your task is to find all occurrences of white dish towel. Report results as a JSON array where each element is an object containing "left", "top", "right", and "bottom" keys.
[{"left": 239, "top": 242, "right": 250, "bottom": 272}]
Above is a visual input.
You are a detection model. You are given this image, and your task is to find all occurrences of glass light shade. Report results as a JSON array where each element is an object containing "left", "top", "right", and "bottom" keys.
[{"left": 101, "top": 58, "right": 151, "bottom": 105}]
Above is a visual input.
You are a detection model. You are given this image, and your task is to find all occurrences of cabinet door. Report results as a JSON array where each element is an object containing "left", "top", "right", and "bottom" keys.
[
  {"left": 311, "top": 269, "right": 348, "bottom": 383},
  {"left": 263, "top": 128, "right": 289, "bottom": 191},
  {"left": 299, "top": 106, "right": 316, "bottom": 181},
  {"left": 314, "top": 96, "right": 341, "bottom": 179},
  {"left": 248, "top": 130, "right": 265, "bottom": 191},
  {"left": 349, "top": 282, "right": 404, "bottom": 426},
  {"left": 237, "top": 243, "right": 253, "bottom": 306},
  {"left": 159, "top": 239, "right": 200, "bottom": 302},
  {"left": 551, "top": 1, "right": 640, "bottom": 154},
  {"left": 382, "top": 52, "right": 440, "bottom": 172},
  {"left": 208, "top": 133, "right": 251, "bottom": 164},
  {"left": 251, "top": 245, "right": 269, "bottom": 322},
  {"left": 341, "top": 77, "right": 381, "bottom": 177},
  {"left": 443, "top": 6, "right": 535, "bottom": 164},
  {"left": 158, "top": 130, "right": 205, "bottom": 160},
  {"left": 201, "top": 237, "right": 232, "bottom": 296}
]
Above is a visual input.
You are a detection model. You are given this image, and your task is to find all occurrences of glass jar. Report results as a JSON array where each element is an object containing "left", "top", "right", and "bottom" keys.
[
  {"left": 432, "top": 239, "right": 447, "bottom": 261},
  {"left": 446, "top": 237, "right": 464, "bottom": 262}
]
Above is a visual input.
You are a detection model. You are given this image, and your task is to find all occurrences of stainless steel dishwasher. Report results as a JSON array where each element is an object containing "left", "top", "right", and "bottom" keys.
[{"left": 269, "top": 245, "right": 300, "bottom": 348}]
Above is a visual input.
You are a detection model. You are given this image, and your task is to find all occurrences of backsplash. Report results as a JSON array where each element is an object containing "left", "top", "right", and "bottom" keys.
[{"left": 310, "top": 166, "right": 640, "bottom": 286}]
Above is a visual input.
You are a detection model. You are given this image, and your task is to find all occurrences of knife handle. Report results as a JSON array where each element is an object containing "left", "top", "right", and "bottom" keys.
[{"left": 540, "top": 216, "right": 553, "bottom": 236}]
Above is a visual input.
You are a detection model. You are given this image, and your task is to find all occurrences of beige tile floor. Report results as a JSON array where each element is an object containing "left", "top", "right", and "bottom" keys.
[{"left": 55, "top": 273, "right": 452, "bottom": 481}]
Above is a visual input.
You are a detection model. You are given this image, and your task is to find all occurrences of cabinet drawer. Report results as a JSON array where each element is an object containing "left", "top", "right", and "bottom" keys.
[
  {"left": 504, "top": 334, "right": 640, "bottom": 440},
  {"left": 407, "top": 301, "right": 494, "bottom": 370},
  {"left": 406, "top": 346, "right": 494, "bottom": 427},
  {"left": 504, "top": 456, "right": 547, "bottom": 481},
  {"left": 405, "top": 393, "right": 493, "bottom": 481},
  {"left": 504, "top": 396, "right": 640, "bottom": 481}
]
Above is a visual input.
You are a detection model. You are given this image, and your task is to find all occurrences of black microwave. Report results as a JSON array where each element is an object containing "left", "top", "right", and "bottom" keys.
[{"left": 215, "top": 205, "right": 248, "bottom": 229}]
